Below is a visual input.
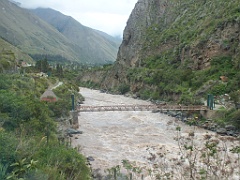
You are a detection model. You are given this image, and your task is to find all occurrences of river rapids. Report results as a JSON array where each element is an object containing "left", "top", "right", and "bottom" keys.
[{"left": 72, "top": 87, "right": 239, "bottom": 180}]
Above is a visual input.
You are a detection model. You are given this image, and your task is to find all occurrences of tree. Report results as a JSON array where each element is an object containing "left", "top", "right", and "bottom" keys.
[
  {"left": 56, "top": 63, "right": 63, "bottom": 77},
  {"left": 35, "top": 58, "right": 49, "bottom": 73}
]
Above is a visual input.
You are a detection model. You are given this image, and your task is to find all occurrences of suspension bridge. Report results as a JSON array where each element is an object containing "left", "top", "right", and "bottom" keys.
[{"left": 77, "top": 104, "right": 208, "bottom": 112}]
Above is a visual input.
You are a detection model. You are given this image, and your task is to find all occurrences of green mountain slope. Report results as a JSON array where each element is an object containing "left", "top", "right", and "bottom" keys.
[
  {"left": 0, "top": 37, "right": 33, "bottom": 63},
  {"left": 0, "top": 0, "right": 80, "bottom": 62},
  {"left": 31, "top": 8, "right": 121, "bottom": 64},
  {"left": 0, "top": 0, "right": 120, "bottom": 64}
]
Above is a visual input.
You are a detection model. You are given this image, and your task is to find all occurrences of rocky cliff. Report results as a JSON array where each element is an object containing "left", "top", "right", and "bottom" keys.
[
  {"left": 100, "top": 0, "right": 240, "bottom": 98},
  {"left": 80, "top": 0, "right": 240, "bottom": 102}
]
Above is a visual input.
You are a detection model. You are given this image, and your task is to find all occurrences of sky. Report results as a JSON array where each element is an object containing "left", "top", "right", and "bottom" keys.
[{"left": 15, "top": 0, "right": 138, "bottom": 37}]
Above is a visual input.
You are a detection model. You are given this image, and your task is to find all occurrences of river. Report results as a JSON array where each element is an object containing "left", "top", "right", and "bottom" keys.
[{"left": 72, "top": 87, "right": 239, "bottom": 179}]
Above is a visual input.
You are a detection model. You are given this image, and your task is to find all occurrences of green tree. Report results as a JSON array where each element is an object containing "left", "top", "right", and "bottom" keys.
[
  {"left": 35, "top": 58, "right": 49, "bottom": 73},
  {"left": 56, "top": 63, "right": 63, "bottom": 77}
]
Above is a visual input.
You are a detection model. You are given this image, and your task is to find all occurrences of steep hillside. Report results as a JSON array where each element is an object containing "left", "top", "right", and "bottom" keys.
[
  {"left": 0, "top": 37, "right": 33, "bottom": 63},
  {"left": 31, "top": 8, "right": 121, "bottom": 64},
  {"left": 96, "top": 0, "right": 240, "bottom": 103},
  {"left": 0, "top": 0, "right": 120, "bottom": 64},
  {"left": 0, "top": 37, "right": 34, "bottom": 73},
  {"left": 0, "top": 0, "right": 80, "bottom": 62}
]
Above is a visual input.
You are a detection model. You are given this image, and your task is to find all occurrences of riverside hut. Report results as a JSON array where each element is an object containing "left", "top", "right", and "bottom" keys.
[{"left": 40, "top": 89, "right": 58, "bottom": 102}]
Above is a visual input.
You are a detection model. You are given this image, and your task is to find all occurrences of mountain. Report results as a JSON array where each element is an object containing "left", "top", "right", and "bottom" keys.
[
  {"left": 79, "top": 0, "right": 240, "bottom": 103},
  {"left": 31, "top": 8, "right": 121, "bottom": 64},
  {"left": 107, "top": 0, "right": 240, "bottom": 101},
  {"left": 0, "top": 0, "right": 120, "bottom": 64},
  {"left": 0, "top": 37, "right": 33, "bottom": 63},
  {"left": 0, "top": 0, "right": 79, "bottom": 62},
  {"left": 0, "top": 36, "right": 34, "bottom": 73}
]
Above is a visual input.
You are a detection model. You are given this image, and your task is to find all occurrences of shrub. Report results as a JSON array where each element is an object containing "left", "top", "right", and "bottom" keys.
[
  {"left": 118, "top": 84, "right": 130, "bottom": 94},
  {"left": 228, "top": 110, "right": 240, "bottom": 129}
]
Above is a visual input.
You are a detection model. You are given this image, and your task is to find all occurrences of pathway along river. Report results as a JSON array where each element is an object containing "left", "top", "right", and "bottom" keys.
[{"left": 72, "top": 87, "right": 239, "bottom": 179}]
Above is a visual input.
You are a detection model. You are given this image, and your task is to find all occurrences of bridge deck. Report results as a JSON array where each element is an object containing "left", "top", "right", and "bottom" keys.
[{"left": 77, "top": 104, "right": 208, "bottom": 112}]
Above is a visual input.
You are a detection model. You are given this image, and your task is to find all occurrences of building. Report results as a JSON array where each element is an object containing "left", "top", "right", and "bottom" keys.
[{"left": 40, "top": 89, "right": 58, "bottom": 102}]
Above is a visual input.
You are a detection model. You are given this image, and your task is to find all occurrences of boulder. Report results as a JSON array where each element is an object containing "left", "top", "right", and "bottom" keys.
[
  {"left": 216, "top": 128, "right": 227, "bottom": 135},
  {"left": 87, "top": 156, "right": 95, "bottom": 161},
  {"left": 225, "top": 125, "right": 236, "bottom": 131},
  {"left": 66, "top": 128, "right": 83, "bottom": 135}
]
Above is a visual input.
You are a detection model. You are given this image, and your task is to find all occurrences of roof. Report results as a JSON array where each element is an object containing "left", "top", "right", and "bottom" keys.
[{"left": 40, "top": 89, "right": 58, "bottom": 99}]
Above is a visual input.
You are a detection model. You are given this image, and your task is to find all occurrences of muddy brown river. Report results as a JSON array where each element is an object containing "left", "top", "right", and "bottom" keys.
[{"left": 72, "top": 87, "right": 239, "bottom": 179}]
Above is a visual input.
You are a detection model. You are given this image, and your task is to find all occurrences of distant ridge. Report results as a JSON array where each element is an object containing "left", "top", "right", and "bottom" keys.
[
  {"left": 32, "top": 8, "right": 121, "bottom": 64},
  {"left": 0, "top": 0, "right": 121, "bottom": 64}
]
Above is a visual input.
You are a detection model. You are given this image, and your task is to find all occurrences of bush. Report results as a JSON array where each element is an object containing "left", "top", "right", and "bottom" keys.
[
  {"left": 0, "top": 74, "right": 92, "bottom": 179},
  {"left": 209, "top": 83, "right": 227, "bottom": 95},
  {"left": 228, "top": 109, "right": 240, "bottom": 129},
  {"left": 0, "top": 131, "right": 18, "bottom": 165},
  {"left": 118, "top": 84, "right": 130, "bottom": 94}
]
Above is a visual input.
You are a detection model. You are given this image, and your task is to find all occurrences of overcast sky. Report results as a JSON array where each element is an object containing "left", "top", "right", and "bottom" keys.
[{"left": 15, "top": 0, "right": 138, "bottom": 37}]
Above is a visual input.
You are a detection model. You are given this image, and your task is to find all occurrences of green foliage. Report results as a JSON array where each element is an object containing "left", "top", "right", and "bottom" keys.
[
  {"left": 229, "top": 91, "right": 240, "bottom": 107},
  {"left": 209, "top": 83, "right": 227, "bottom": 95},
  {"left": 51, "top": 83, "right": 82, "bottom": 117},
  {"left": 227, "top": 110, "right": 240, "bottom": 129},
  {"left": 0, "top": 74, "right": 91, "bottom": 179},
  {"left": 34, "top": 144, "right": 91, "bottom": 180},
  {"left": 120, "top": 0, "right": 239, "bottom": 102},
  {"left": 0, "top": 163, "right": 8, "bottom": 180},
  {"left": 0, "top": 89, "right": 55, "bottom": 134},
  {"left": 118, "top": 84, "right": 130, "bottom": 94},
  {"left": 179, "top": 93, "right": 194, "bottom": 105},
  {"left": 7, "top": 158, "right": 38, "bottom": 179},
  {"left": 0, "top": 131, "right": 18, "bottom": 165},
  {"left": 138, "top": 89, "right": 151, "bottom": 100},
  {"left": 35, "top": 58, "right": 50, "bottom": 73},
  {"left": 126, "top": 52, "right": 240, "bottom": 103},
  {"left": 209, "top": 56, "right": 234, "bottom": 78},
  {"left": 0, "top": 50, "right": 16, "bottom": 73},
  {"left": 55, "top": 63, "right": 63, "bottom": 77}
]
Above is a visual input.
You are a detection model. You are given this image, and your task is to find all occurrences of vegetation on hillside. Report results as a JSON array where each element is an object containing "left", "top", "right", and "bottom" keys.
[
  {"left": 0, "top": 38, "right": 33, "bottom": 64},
  {"left": 1, "top": 0, "right": 240, "bottom": 178},
  {"left": 76, "top": 0, "right": 240, "bottom": 131},
  {"left": 0, "top": 67, "right": 90, "bottom": 179},
  {"left": 123, "top": 0, "right": 240, "bottom": 129},
  {"left": 32, "top": 8, "right": 120, "bottom": 64},
  {"left": 0, "top": 0, "right": 120, "bottom": 64},
  {"left": 123, "top": 0, "right": 240, "bottom": 101}
]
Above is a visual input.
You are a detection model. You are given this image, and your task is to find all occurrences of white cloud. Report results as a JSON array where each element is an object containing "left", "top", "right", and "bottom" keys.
[{"left": 15, "top": 0, "right": 137, "bottom": 37}]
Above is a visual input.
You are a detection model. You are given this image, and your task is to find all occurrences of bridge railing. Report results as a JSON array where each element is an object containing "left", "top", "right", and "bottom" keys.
[{"left": 77, "top": 104, "right": 208, "bottom": 112}]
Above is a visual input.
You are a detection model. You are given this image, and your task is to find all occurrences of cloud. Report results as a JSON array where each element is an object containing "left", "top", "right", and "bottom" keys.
[{"left": 16, "top": 0, "right": 137, "bottom": 36}]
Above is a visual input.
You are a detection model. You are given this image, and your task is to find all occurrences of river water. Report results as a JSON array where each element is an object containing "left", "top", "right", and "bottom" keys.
[{"left": 72, "top": 87, "right": 239, "bottom": 179}]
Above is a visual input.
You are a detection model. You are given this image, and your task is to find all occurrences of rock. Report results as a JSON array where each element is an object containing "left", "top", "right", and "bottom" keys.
[
  {"left": 66, "top": 128, "right": 83, "bottom": 135},
  {"left": 216, "top": 128, "right": 227, "bottom": 135},
  {"left": 168, "top": 111, "right": 178, "bottom": 117},
  {"left": 87, "top": 156, "right": 95, "bottom": 161},
  {"left": 132, "top": 94, "right": 138, "bottom": 99},
  {"left": 100, "top": 89, "right": 107, "bottom": 93},
  {"left": 225, "top": 125, "right": 236, "bottom": 131},
  {"left": 154, "top": 100, "right": 166, "bottom": 105},
  {"left": 227, "top": 130, "right": 235, "bottom": 136},
  {"left": 92, "top": 168, "right": 103, "bottom": 179},
  {"left": 152, "top": 109, "right": 160, "bottom": 113}
]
